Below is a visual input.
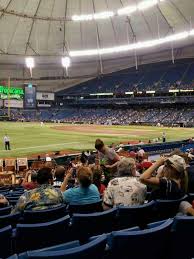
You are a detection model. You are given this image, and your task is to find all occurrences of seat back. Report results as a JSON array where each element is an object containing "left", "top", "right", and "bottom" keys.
[
  {"left": 0, "top": 172, "right": 14, "bottom": 185},
  {"left": 155, "top": 195, "right": 187, "bottom": 220},
  {"left": 117, "top": 201, "right": 155, "bottom": 230},
  {"left": 111, "top": 219, "right": 173, "bottom": 259},
  {"left": 5, "top": 159, "right": 16, "bottom": 172},
  {"left": 170, "top": 216, "right": 194, "bottom": 259},
  {"left": 0, "top": 225, "right": 12, "bottom": 258},
  {"left": 27, "top": 234, "right": 107, "bottom": 259},
  {"left": 17, "top": 158, "right": 28, "bottom": 172},
  {"left": 23, "top": 205, "right": 67, "bottom": 223},
  {"left": 72, "top": 208, "right": 117, "bottom": 241},
  {"left": 0, "top": 206, "right": 12, "bottom": 216},
  {"left": 16, "top": 215, "right": 70, "bottom": 252},
  {"left": 0, "top": 212, "right": 21, "bottom": 228},
  {"left": 0, "top": 159, "right": 3, "bottom": 172},
  {"left": 68, "top": 200, "right": 103, "bottom": 215}
]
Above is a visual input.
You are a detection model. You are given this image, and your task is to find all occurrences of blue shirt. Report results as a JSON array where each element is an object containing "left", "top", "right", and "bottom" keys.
[{"left": 63, "top": 184, "right": 100, "bottom": 205}]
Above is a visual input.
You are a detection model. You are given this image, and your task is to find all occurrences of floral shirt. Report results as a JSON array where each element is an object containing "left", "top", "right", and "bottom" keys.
[
  {"left": 12, "top": 184, "right": 64, "bottom": 213},
  {"left": 103, "top": 177, "right": 147, "bottom": 207}
]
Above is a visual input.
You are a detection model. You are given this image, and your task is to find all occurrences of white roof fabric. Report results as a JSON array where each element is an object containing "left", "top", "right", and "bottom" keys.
[{"left": 0, "top": 0, "right": 194, "bottom": 91}]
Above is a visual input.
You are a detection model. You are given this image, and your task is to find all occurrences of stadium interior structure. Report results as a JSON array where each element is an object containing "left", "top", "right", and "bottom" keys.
[{"left": 1, "top": 0, "right": 194, "bottom": 258}]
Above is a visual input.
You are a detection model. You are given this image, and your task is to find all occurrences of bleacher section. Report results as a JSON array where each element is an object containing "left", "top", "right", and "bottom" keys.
[
  {"left": 2, "top": 107, "right": 194, "bottom": 126},
  {"left": 57, "top": 59, "right": 194, "bottom": 95}
]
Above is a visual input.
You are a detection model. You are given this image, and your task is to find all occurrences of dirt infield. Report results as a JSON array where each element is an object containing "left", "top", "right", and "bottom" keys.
[{"left": 52, "top": 124, "right": 155, "bottom": 136}]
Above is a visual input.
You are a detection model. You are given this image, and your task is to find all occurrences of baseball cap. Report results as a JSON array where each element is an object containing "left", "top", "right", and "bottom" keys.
[{"left": 167, "top": 155, "right": 187, "bottom": 173}]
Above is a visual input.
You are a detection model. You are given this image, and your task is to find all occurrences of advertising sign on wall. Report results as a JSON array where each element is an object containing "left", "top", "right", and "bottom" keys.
[
  {"left": 4, "top": 100, "right": 23, "bottom": 108},
  {"left": 36, "top": 92, "right": 55, "bottom": 101},
  {"left": 0, "top": 86, "right": 24, "bottom": 100}
]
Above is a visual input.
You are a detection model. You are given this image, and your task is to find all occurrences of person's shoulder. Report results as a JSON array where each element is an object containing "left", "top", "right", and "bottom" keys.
[{"left": 90, "top": 184, "right": 99, "bottom": 191}]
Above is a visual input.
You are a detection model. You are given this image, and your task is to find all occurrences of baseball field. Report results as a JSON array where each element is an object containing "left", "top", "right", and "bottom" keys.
[{"left": 0, "top": 122, "right": 194, "bottom": 158}]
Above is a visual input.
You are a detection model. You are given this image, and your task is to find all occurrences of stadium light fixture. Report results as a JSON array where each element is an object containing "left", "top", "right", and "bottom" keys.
[
  {"left": 72, "top": 0, "right": 166, "bottom": 21},
  {"left": 62, "top": 56, "right": 71, "bottom": 76},
  {"left": 69, "top": 29, "right": 193, "bottom": 57},
  {"left": 72, "top": 11, "right": 114, "bottom": 21},
  {"left": 118, "top": 0, "right": 165, "bottom": 16},
  {"left": 25, "top": 57, "right": 34, "bottom": 78},
  {"left": 138, "top": 0, "right": 158, "bottom": 11},
  {"left": 62, "top": 56, "right": 71, "bottom": 68},
  {"left": 117, "top": 6, "right": 137, "bottom": 16}
]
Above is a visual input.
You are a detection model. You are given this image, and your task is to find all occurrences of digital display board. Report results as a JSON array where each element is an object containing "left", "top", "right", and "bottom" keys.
[
  {"left": 24, "top": 85, "right": 36, "bottom": 108},
  {"left": 0, "top": 86, "right": 24, "bottom": 100}
]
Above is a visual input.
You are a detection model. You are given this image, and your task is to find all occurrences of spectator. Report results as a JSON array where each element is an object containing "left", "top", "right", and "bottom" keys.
[
  {"left": 95, "top": 139, "right": 120, "bottom": 169},
  {"left": 91, "top": 165, "right": 106, "bottom": 195},
  {"left": 61, "top": 166, "right": 100, "bottom": 205},
  {"left": 140, "top": 155, "right": 188, "bottom": 200},
  {"left": 0, "top": 194, "right": 9, "bottom": 208},
  {"left": 53, "top": 166, "right": 66, "bottom": 188},
  {"left": 12, "top": 167, "right": 64, "bottom": 213},
  {"left": 103, "top": 158, "right": 147, "bottom": 209},
  {"left": 179, "top": 200, "right": 194, "bottom": 216},
  {"left": 88, "top": 151, "right": 96, "bottom": 165},
  {"left": 21, "top": 170, "right": 38, "bottom": 190}
]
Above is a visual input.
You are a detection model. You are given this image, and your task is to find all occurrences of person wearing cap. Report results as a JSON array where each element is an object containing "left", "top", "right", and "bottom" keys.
[
  {"left": 179, "top": 200, "right": 194, "bottom": 216},
  {"left": 140, "top": 155, "right": 188, "bottom": 200},
  {"left": 12, "top": 167, "right": 64, "bottom": 214}
]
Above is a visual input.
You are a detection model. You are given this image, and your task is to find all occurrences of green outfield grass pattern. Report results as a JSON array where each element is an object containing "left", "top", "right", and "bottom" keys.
[{"left": 0, "top": 122, "right": 193, "bottom": 158}]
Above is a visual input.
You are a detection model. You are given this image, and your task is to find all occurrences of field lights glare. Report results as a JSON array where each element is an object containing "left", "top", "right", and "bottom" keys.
[
  {"left": 62, "top": 56, "right": 71, "bottom": 68},
  {"left": 25, "top": 57, "right": 35, "bottom": 78},
  {"left": 69, "top": 29, "right": 193, "bottom": 57}
]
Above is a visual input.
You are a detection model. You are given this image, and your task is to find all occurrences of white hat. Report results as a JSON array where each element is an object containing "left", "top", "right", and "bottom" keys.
[{"left": 167, "top": 155, "right": 187, "bottom": 173}]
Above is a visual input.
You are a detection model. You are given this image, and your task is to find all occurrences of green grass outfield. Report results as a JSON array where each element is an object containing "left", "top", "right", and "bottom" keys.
[{"left": 0, "top": 122, "right": 194, "bottom": 158}]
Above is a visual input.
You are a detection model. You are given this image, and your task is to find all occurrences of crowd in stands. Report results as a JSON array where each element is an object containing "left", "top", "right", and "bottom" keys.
[
  {"left": 1, "top": 107, "right": 194, "bottom": 126},
  {"left": 57, "top": 59, "right": 194, "bottom": 95},
  {"left": 1, "top": 139, "right": 194, "bottom": 257}
]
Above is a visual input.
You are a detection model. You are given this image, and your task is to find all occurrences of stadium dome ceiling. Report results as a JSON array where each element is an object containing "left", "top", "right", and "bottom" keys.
[{"left": 0, "top": 0, "right": 194, "bottom": 92}]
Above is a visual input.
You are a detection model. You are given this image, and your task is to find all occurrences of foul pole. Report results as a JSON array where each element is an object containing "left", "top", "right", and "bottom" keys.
[{"left": 7, "top": 77, "right": 11, "bottom": 118}]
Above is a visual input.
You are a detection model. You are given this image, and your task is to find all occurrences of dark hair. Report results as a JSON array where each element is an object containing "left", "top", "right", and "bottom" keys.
[
  {"left": 37, "top": 167, "right": 53, "bottom": 185},
  {"left": 95, "top": 139, "right": 104, "bottom": 151},
  {"left": 55, "top": 166, "right": 66, "bottom": 181},
  {"left": 80, "top": 156, "right": 87, "bottom": 164},
  {"left": 92, "top": 166, "right": 103, "bottom": 188},
  {"left": 77, "top": 166, "right": 93, "bottom": 188},
  {"left": 31, "top": 172, "right": 38, "bottom": 182}
]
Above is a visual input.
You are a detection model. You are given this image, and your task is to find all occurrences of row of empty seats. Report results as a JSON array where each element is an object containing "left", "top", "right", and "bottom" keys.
[
  {"left": 0, "top": 193, "right": 194, "bottom": 257},
  {"left": 5, "top": 216, "right": 194, "bottom": 259}
]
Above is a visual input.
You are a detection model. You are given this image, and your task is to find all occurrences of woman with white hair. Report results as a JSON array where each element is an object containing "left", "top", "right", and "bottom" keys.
[{"left": 103, "top": 157, "right": 147, "bottom": 209}]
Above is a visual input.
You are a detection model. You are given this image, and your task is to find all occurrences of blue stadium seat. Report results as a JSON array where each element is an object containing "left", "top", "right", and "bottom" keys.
[
  {"left": 23, "top": 205, "right": 67, "bottom": 223},
  {"left": 0, "top": 225, "right": 13, "bottom": 258},
  {"left": 15, "top": 234, "right": 107, "bottom": 258},
  {"left": 187, "top": 193, "right": 194, "bottom": 203},
  {"left": 155, "top": 195, "right": 187, "bottom": 220},
  {"left": 8, "top": 198, "right": 19, "bottom": 206},
  {"left": 68, "top": 200, "right": 103, "bottom": 215},
  {"left": 0, "top": 205, "right": 12, "bottom": 216},
  {"left": 15, "top": 215, "right": 70, "bottom": 252},
  {"left": 0, "top": 212, "right": 21, "bottom": 228},
  {"left": 71, "top": 208, "right": 117, "bottom": 241},
  {"left": 170, "top": 216, "right": 194, "bottom": 259},
  {"left": 111, "top": 218, "right": 173, "bottom": 259},
  {"left": 117, "top": 201, "right": 155, "bottom": 230}
]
